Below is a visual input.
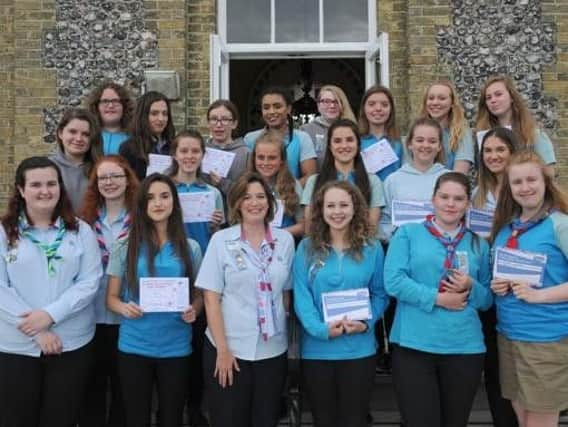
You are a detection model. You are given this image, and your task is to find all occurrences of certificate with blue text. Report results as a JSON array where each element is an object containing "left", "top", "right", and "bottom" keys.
[
  {"left": 391, "top": 200, "right": 433, "bottom": 226},
  {"left": 139, "top": 277, "right": 190, "bottom": 312},
  {"left": 467, "top": 207, "right": 494, "bottom": 238},
  {"left": 322, "top": 288, "right": 372, "bottom": 323},
  {"left": 493, "top": 247, "right": 547, "bottom": 287}
]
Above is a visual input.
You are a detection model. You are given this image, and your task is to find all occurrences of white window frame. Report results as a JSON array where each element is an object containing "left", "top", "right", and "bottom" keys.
[{"left": 211, "top": 0, "right": 388, "bottom": 101}]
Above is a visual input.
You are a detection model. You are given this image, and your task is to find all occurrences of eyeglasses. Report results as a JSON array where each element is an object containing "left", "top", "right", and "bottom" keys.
[
  {"left": 318, "top": 99, "right": 339, "bottom": 106},
  {"left": 208, "top": 117, "right": 234, "bottom": 125},
  {"left": 99, "top": 99, "right": 122, "bottom": 106},
  {"left": 97, "top": 174, "right": 126, "bottom": 182}
]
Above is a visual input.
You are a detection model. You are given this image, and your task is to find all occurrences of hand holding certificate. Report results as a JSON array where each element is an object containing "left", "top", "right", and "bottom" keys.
[
  {"left": 201, "top": 147, "right": 236, "bottom": 178},
  {"left": 467, "top": 208, "right": 494, "bottom": 238},
  {"left": 179, "top": 192, "right": 216, "bottom": 223},
  {"left": 322, "top": 288, "right": 372, "bottom": 323},
  {"left": 360, "top": 138, "right": 399, "bottom": 174},
  {"left": 147, "top": 154, "right": 173, "bottom": 175},
  {"left": 493, "top": 247, "right": 547, "bottom": 287},
  {"left": 391, "top": 200, "right": 434, "bottom": 226},
  {"left": 139, "top": 277, "right": 190, "bottom": 312},
  {"left": 270, "top": 199, "right": 284, "bottom": 228}
]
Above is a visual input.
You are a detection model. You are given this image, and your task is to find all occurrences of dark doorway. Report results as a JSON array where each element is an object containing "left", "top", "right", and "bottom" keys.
[{"left": 229, "top": 58, "right": 365, "bottom": 136}]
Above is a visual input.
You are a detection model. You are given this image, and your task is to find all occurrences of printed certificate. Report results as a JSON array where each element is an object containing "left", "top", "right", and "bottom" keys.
[
  {"left": 493, "top": 247, "right": 547, "bottom": 287},
  {"left": 322, "top": 288, "right": 372, "bottom": 323},
  {"left": 391, "top": 200, "right": 433, "bottom": 226},
  {"left": 139, "top": 277, "right": 190, "bottom": 312},
  {"left": 361, "top": 138, "right": 399, "bottom": 174}
]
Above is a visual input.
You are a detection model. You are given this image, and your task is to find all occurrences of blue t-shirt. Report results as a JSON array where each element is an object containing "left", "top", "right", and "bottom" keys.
[
  {"left": 108, "top": 239, "right": 202, "bottom": 358},
  {"left": 492, "top": 212, "right": 568, "bottom": 342},
  {"left": 102, "top": 130, "right": 129, "bottom": 155}
]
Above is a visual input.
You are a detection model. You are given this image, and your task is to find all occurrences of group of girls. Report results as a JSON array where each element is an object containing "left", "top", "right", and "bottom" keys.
[{"left": 0, "top": 72, "right": 565, "bottom": 427}]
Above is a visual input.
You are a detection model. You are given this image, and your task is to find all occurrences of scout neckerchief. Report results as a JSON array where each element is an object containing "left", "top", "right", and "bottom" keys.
[
  {"left": 94, "top": 208, "right": 131, "bottom": 268},
  {"left": 240, "top": 226, "right": 277, "bottom": 341},
  {"left": 19, "top": 215, "right": 66, "bottom": 276},
  {"left": 423, "top": 215, "right": 467, "bottom": 291},
  {"left": 505, "top": 209, "right": 550, "bottom": 249}
]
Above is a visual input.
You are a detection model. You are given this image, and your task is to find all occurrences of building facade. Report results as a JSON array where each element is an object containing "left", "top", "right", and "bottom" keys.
[{"left": 1, "top": 0, "right": 567, "bottom": 204}]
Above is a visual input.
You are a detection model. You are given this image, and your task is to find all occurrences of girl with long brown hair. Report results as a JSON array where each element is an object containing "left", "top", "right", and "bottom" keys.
[
  {"left": 48, "top": 108, "right": 102, "bottom": 212},
  {"left": 475, "top": 75, "right": 556, "bottom": 176},
  {"left": 106, "top": 174, "right": 202, "bottom": 427},
  {"left": 359, "top": 85, "right": 403, "bottom": 182}
]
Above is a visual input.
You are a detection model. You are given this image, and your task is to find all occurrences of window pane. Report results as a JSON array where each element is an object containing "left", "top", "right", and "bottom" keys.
[
  {"left": 275, "top": 0, "right": 319, "bottom": 43},
  {"left": 324, "top": 0, "right": 368, "bottom": 42},
  {"left": 227, "top": 0, "right": 270, "bottom": 43}
]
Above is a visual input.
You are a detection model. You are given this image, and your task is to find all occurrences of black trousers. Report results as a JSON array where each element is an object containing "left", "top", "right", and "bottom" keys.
[
  {"left": 480, "top": 307, "right": 518, "bottom": 427},
  {"left": 118, "top": 351, "right": 190, "bottom": 427},
  {"left": 79, "top": 324, "right": 124, "bottom": 427},
  {"left": 0, "top": 340, "right": 94, "bottom": 427},
  {"left": 302, "top": 355, "right": 376, "bottom": 427},
  {"left": 187, "top": 313, "right": 206, "bottom": 411},
  {"left": 203, "top": 339, "right": 287, "bottom": 427},
  {"left": 392, "top": 345, "right": 484, "bottom": 427}
]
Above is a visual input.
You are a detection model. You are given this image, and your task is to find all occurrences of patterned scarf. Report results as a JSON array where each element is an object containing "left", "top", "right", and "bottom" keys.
[
  {"left": 505, "top": 210, "right": 549, "bottom": 249},
  {"left": 240, "top": 227, "right": 277, "bottom": 341},
  {"left": 423, "top": 215, "right": 467, "bottom": 291},
  {"left": 19, "top": 215, "right": 66, "bottom": 276},
  {"left": 94, "top": 209, "right": 131, "bottom": 268}
]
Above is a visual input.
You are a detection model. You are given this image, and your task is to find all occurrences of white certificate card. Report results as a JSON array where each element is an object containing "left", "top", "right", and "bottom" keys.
[
  {"left": 493, "top": 247, "right": 547, "bottom": 287},
  {"left": 467, "top": 208, "right": 494, "bottom": 238},
  {"left": 270, "top": 199, "right": 284, "bottom": 228},
  {"left": 179, "top": 192, "right": 215, "bottom": 223},
  {"left": 322, "top": 288, "right": 372, "bottom": 323},
  {"left": 139, "top": 277, "right": 190, "bottom": 312},
  {"left": 391, "top": 200, "right": 433, "bottom": 226},
  {"left": 361, "top": 139, "right": 399, "bottom": 174},
  {"left": 147, "top": 154, "right": 173, "bottom": 176},
  {"left": 201, "top": 147, "right": 236, "bottom": 178}
]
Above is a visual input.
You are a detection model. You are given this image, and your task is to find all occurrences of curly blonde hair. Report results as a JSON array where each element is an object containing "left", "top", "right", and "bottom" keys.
[
  {"left": 419, "top": 80, "right": 466, "bottom": 153},
  {"left": 308, "top": 180, "right": 373, "bottom": 261}
]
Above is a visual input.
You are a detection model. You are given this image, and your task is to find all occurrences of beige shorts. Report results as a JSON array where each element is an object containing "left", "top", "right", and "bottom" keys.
[{"left": 498, "top": 334, "right": 568, "bottom": 412}]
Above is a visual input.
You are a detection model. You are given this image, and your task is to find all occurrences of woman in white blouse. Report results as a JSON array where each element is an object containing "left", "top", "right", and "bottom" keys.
[
  {"left": 0, "top": 156, "right": 102, "bottom": 426},
  {"left": 196, "top": 171, "right": 295, "bottom": 427}
]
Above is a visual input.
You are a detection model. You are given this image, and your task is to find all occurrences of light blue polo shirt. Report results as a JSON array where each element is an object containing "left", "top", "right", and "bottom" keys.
[
  {"left": 108, "top": 238, "right": 202, "bottom": 358},
  {"left": 442, "top": 127, "right": 475, "bottom": 170}
]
